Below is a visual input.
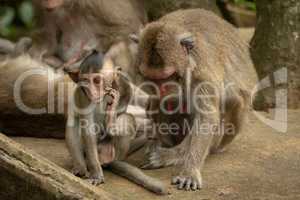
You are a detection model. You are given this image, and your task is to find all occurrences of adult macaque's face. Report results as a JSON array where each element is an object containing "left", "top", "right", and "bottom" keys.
[{"left": 42, "top": 0, "right": 64, "bottom": 10}]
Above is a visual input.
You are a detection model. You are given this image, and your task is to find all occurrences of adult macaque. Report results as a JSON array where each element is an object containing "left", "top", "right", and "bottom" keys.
[
  {"left": 66, "top": 44, "right": 168, "bottom": 195},
  {"left": 30, "top": 0, "right": 147, "bottom": 69},
  {"left": 134, "top": 9, "right": 258, "bottom": 191}
]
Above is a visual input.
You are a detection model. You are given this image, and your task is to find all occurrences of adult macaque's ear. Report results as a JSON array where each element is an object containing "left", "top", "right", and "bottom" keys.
[{"left": 179, "top": 32, "right": 195, "bottom": 54}]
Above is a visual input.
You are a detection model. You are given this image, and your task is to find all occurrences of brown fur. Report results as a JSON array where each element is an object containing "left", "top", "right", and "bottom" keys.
[
  {"left": 137, "top": 9, "right": 258, "bottom": 191},
  {"left": 30, "top": 0, "right": 146, "bottom": 62},
  {"left": 0, "top": 0, "right": 146, "bottom": 137}
]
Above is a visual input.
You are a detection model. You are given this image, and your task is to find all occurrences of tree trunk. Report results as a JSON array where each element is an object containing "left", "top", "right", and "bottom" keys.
[
  {"left": 144, "top": 0, "right": 221, "bottom": 21},
  {"left": 251, "top": 0, "right": 300, "bottom": 109}
]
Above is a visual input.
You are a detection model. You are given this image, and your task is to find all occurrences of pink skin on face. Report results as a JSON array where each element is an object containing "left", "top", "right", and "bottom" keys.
[
  {"left": 79, "top": 73, "right": 104, "bottom": 103},
  {"left": 42, "top": 0, "right": 64, "bottom": 10}
]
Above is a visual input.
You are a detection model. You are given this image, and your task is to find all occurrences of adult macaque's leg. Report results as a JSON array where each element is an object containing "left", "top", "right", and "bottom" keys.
[{"left": 171, "top": 112, "right": 218, "bottom": 191}]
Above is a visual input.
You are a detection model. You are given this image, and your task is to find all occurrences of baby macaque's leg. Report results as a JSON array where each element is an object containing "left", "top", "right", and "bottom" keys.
[{"left": 112, "top": 113, "right": 137, "bottom": 160}]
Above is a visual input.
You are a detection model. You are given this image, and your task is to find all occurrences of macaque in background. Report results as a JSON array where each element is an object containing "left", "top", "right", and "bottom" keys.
[
  {"left": 30, "top": 0, "right": 147, "bottom": 69},
  {"left": 0, "top": 0, "right": 147, "bottom": 137},
  {"left": 65, "top": 43, "right": 168, "bottom": 195},
  {"left": 134, "top": 9, "right": 258, "bottom": 191}
]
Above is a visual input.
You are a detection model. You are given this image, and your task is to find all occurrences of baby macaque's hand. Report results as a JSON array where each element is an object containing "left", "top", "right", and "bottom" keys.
[
  {"left": 108, "top": 88, "right": 120, "bottom": 103},
  {"left": 105, "top": 88, "right": 121, "bottom": 132}
]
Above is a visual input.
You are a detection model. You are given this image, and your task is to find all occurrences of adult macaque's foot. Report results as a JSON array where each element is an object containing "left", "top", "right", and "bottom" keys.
[
  {"left": 87, "top": 175, "right": 105, "bottom": 186},
  {"left": 171, "top": 169, "right": 203, "bottom": 191}
]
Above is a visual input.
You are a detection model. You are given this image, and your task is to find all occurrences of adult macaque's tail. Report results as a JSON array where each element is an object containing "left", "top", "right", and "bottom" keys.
[{"left": 109, "top": 161, "right": 169, "bottom": 195}]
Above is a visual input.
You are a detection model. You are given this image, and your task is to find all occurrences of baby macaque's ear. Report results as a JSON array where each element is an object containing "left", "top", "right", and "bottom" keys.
[
  {"left": 129, "top": 26, "right": 143, "bottom": 44},
  {"left": 129, "top": 34, "right": 140, "bottom": 44},
  {"left": 179, "top": 32, "right": 195, "bottom": 54},
  {"left": 114, "top": 66, "right": 122, "bottom": 79},
  {"left": 64, "top": 63, "right": 81, "bottom": 83},
  {"left": 68, "top": 71, "right": 80, "bottom": 83}
]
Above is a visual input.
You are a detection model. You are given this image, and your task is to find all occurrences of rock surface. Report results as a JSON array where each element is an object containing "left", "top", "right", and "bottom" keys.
[
  {"left": 0, "top": 133, "right": 115, "bottom": 200},
  {"left": 8, "top": 110, "right": 300, "bottom": 200}
]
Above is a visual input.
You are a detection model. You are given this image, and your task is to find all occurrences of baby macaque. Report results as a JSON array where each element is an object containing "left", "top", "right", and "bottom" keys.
[{"left": 65, "top": 44, "right": 168, "bottom": 195}]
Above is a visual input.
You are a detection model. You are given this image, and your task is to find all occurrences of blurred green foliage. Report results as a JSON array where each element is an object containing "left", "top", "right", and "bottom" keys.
[
  {"left": 231, "top": 0, "right": 256, "bottom": 11},
  {"left": 0, "top": 0, "right": 35, "bottom": 40}
]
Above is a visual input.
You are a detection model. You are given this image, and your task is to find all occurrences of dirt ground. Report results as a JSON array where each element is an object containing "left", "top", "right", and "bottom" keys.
[{"left": 12, "top": 110, "right": 300, "bottom": 200}]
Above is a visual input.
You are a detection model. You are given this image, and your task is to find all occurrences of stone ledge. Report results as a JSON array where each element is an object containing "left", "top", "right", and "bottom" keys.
[{"left": 0, "top": 133, "right": 116, "bottom": 200}]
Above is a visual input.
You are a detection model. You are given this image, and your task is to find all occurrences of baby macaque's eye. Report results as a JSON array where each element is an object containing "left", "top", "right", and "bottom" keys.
[
  {"left": 93, "top": 76, "right": 102, "bottom": 85},
  {"left": 79, "top": 78, "right": 89, "bottom": 84}
]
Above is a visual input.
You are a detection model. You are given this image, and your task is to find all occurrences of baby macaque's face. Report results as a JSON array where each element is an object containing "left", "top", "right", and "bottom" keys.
[
  {"left": 42, "top": 0, "right": 64, "bottom": 10},
  {"left": 79, "top": 73, "right": 104, "bottom": 103},
  {"left": 79, "top": 58, "right": 120, "bottom": 104}
]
